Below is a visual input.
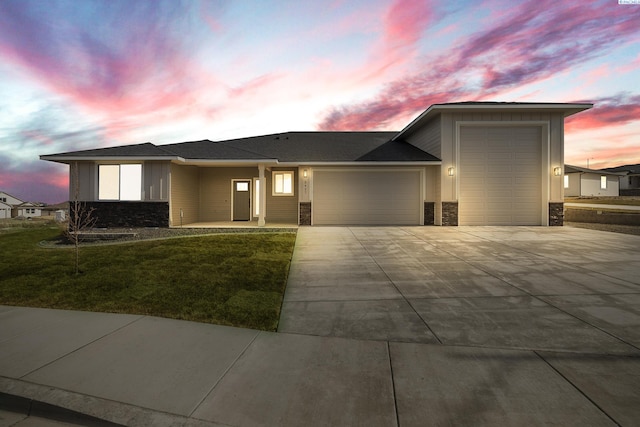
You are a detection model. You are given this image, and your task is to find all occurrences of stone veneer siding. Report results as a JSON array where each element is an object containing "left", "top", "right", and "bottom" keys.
[
  {"left": 424, "top": 202, "right": 435, "bottom": 225},
  {"left": 80, "top": 201, "right": 170, "bottom": 228},
  {"left": 299, "top": 202, "right": 311, "bottom": 225},
  {"left": 442, "top": 202, "right": 458, "bottom": 226},
  {"left": 549, "top": 202, "right": 564, "bottom": 226}
]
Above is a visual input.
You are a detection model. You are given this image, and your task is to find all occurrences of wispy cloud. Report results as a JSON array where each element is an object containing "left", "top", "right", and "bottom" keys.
[
  {"left": 566, "top": 93, "right": 640, "bottom": 132},
  {"left": 0, "top": 1, "right": 213, "bottom": 129},
  {"left": 319, "top": 0, "right": 640, "bottom": 130}
]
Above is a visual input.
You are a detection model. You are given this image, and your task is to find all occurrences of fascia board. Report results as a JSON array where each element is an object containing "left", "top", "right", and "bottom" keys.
[
  {"left": 39, "top": 155, "right": 180, "bottom": 163},
  {"left": 277, "top": 161, "right": 442, "bottom": 166},
  {"left": 393, "top": 103, "right": 593, "bottom": 141}
]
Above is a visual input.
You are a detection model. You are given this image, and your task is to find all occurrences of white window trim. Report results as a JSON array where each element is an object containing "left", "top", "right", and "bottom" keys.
[
  {"left": 272, "top": 171, "right": 294, "bottom": 196},
  {"left": 98, "top": 163, "right": 143, "bottom": 201}
]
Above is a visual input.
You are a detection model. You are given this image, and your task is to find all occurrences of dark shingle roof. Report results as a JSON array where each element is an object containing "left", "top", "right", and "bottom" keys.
[
  {"left": 160, "top": 140, "right": 273, "bottom": 160},
  {"left": 218, "top": 131, "right": 437, "bottom": 162},
  {"left": 41, "top": 132, "right": 440, "bottom": 163},
  {"left": 41, "top": 142, "right": 174, "bottom": 158},
  {"left": 600, "top": 164, "right": 640, "bottom": 174}
]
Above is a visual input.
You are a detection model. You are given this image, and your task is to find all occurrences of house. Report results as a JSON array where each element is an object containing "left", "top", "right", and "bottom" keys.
[
  {"left": 563, "top": 165, "right": 623, "bottom": 197},
  {"left": 13, "top": 201, "right": 43, "bottom": 219},
  {"left": 600, "top": 164, "right": 640, "bottom": 195},
  {"left": 40, "top": 102, "right": 592, "bottom": 228}
]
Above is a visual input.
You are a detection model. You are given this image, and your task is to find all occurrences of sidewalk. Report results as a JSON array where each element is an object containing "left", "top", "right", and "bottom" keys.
[{"left": 1, "top": 305, "right": 638, "bottom": 426}]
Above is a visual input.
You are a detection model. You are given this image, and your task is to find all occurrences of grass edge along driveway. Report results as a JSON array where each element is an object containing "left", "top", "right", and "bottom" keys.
[{"left": 0, "top": 226, "right": 297, "bottom": 331}]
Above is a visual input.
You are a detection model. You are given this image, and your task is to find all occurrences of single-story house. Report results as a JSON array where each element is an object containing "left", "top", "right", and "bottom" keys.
[
  {"left": 600, "top": 164, "right": 640, "bottom": 195},
  {"left": 41, "top": 201, "right": 70, "bottom": 218},
  {"left": 563, "top": 165, "right": 624, "bottom": 197},
  {"left": 40, "top": 102, "right": 592, "bottom": 228},
  {"left": 13, "top": 202, "right": 43, "bottom": 219}
]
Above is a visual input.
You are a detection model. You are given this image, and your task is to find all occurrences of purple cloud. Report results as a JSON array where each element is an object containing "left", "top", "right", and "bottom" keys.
[{"left": 318, "top": 0, "right": 640, "bottom": 130}]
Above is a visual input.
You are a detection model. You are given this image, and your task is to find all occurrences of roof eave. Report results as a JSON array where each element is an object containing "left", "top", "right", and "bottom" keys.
[
  {"left": 393, "top": 103, "right": 594, "bottom": 141},
  {"left": 40, "top": 155, "right": 180, "bottom": 163},
  {"left": 277, "top": 161, "right": 442, "bottom": 166}
]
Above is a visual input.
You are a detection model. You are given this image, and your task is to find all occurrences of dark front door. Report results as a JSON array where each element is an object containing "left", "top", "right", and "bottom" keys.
[{"left": 233, "top": 180, "right": 251, "bottom": 221}]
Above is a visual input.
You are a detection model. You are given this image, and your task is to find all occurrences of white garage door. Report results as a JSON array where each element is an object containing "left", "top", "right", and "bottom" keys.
[
  {"left": 313, "top": 169, "right": 421, "bottom": 225},
  {"left": 459, "top": 126, "right": 543, "bottom": 225}
]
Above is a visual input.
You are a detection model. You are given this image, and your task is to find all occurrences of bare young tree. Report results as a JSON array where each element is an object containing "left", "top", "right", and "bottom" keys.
[{"left": 66, "top": 162, "right": 97, "bottom": 274}]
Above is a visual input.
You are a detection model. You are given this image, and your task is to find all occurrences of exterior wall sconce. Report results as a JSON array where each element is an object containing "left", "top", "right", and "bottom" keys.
[
  {"left": 447, "top": 167, "right": 455, "bottom": 177},
  {"left": 303, "top": 169, "right": 308, "bottom": 178},
  {"left": 553, "top": 167, "right": 562, "bottom": 176}
]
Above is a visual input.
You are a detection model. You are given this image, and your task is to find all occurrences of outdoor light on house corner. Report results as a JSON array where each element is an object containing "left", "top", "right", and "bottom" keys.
[
  {"left": 448, "top": 167, "right": 455, "bottom": 177},
  {"left": 553, "top": 167, "right": 562, "bottom": 176},
  {"left": 303, "top": 169, "right": 308, "bottom": 178}
]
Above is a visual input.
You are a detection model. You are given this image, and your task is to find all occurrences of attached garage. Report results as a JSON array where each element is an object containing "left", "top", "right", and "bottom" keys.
[
  {"left": 458, "top": 126, "right": 543, "bottom": 225},
  {"left": 312, "top": 169, "right": 422, "bottom": 225}
]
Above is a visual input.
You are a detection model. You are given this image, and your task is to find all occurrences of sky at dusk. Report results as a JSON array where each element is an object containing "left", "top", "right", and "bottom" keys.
[{"left": 1, "top": 0, "right": 639, "bottom": 204}]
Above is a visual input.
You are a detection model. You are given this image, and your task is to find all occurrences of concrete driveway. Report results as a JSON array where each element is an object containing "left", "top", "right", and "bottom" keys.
[{"left": 279, "top": 226, "right": 640, "bottom": 354}]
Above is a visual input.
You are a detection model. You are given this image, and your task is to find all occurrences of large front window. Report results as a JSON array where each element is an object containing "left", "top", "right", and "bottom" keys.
[
  {"left": 272, "top": 171, "right": 294, "bottom": 196},
  {"left": 98, "top": 164, "right": 142, "bottom": 200}
]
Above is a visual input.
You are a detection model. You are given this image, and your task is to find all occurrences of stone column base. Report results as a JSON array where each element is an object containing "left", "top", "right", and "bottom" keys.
[
  {"left": 299, "top": 202, "right": 311, "bottom": 225},
  {"left": 442, "top": 202, "right": 458, "bottom": 226},
  {"left": 424, "top": 202, "right": 435, "bottom": 225},
  {"left": 549, "top": 202, "right": 564, "bottom": 226}
]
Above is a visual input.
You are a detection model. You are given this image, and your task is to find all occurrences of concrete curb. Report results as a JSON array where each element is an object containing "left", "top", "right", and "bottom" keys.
[{"left": 0, "top": 377, "right": 226, "bottom": 427}]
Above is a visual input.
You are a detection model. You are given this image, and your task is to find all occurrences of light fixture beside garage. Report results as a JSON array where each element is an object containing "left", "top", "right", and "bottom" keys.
[
  {"left": 303, "top": 169, "right": 308, "bottom": 178},
  {"left": 553, "top": 167, "right": 562, "bottom": 176},
  {"left": 447, "top": 167, "right": 455, "bottom": 176}
]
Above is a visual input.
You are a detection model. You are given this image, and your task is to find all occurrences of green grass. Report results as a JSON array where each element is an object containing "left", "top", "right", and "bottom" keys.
[{"left": 0, "top": 226, "right": 297, "bottom": 331}]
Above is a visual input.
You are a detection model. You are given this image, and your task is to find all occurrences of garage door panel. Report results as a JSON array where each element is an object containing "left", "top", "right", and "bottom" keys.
[
  {"left": 314, "top": 170, "right": 421, "bottom": 225},
  {"left": 460, "top": 126, "right": 542, "bottom": 226}
]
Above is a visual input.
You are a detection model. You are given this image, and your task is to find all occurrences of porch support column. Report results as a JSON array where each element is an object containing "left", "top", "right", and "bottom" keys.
[{"left": 258, "top": 164, "right": 266, "bottom": 227}]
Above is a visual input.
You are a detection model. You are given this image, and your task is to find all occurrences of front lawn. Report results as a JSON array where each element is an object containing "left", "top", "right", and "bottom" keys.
[{"left": 0, "top": 225, "right": 296, "bottom": 331}]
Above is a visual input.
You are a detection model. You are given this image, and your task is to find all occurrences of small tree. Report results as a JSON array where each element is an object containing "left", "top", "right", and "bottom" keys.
[{"left": 65, "top": 162, "right": 97, "bottom": 274}]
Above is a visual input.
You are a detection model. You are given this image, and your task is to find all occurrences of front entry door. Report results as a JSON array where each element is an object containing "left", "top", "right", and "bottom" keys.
[{"left": 233, "top": 180, "right": 251, "bottom": 221}]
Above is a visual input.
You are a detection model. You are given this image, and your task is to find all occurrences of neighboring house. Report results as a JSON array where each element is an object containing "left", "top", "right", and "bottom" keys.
[
  {"left": 41, "top": 201, "right": 70, "bottom": 218},
  {"left": 600, "top": 164, "right": 640, "bottom": 194},
  {"left": 40, "top": 102, "right": 592, "bottom": 227},
  {"left": 0, "top": 201, "right": 11, "bottom": 219},
  {"left": 0, "top": 191, "right": 24, "bottom": 206},
  {"left": 13, "top": 202, "right": 43, "bottom": 218},
  {"left": 563, "top": 165, "right": 623, "bottom": 197}
]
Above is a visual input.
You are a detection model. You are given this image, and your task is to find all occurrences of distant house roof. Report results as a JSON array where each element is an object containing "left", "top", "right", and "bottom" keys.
[
  {"left": 600, "top": 164, "right": 640, "bottom": 175},
  {"left": 41, "top": 131, "right": 440, "bottom": 164},
  {"left": 565, "top": 165, "right": 626, "bottom": 175}
]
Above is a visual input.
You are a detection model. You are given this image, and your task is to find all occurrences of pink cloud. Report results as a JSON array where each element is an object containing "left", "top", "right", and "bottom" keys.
[
  {"left": 565, "top": 94, "right": 640, "bottom": 132},
  {"left": 0, "top": 1, "right": 220, "bottom": 140},
  {"left": 318, "top": 0, "right": 640, "bottom": 131}
]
